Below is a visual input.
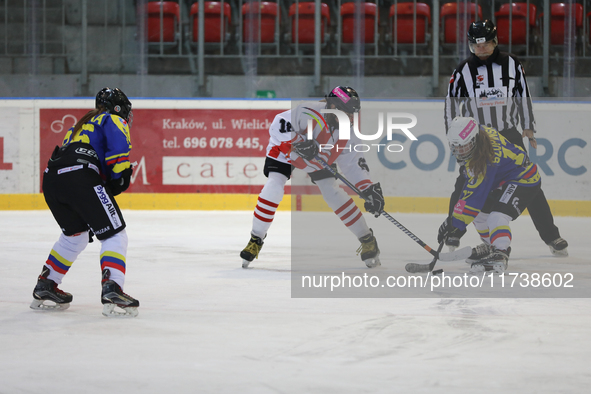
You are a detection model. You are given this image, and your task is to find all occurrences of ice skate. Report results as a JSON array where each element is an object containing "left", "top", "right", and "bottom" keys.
[
  {"left": 547, "top": 237, "right": 568, "bottom": 257},
  {"left": 240, "top": 234, "right": 264, "bottom": 268},
  {"left": 357, "top": 229, "right": 381, "bottom": 268},
  {"left": 465, "top": 243, "right": 493, "bottom": 264},
  {"left": 30, "top": 266, "right": 72, "bottom": 311},
  {"left": 101, "top": 269, "right": 139, "bottom": 317},
  {"left": 469, "top": 247, "right": 509, "bottom": 274}
]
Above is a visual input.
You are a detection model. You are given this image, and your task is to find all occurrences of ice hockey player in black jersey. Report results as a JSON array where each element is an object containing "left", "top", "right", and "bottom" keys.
[{"left": 31, "top": 87, "right": 139, "bottom": 317}]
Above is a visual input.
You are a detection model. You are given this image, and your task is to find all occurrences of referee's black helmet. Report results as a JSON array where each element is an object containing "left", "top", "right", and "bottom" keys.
[{"left": 467, "top": 20, "right": 497, "bottom": 44}]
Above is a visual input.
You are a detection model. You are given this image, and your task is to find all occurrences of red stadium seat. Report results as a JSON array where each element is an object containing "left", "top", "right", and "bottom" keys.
[
  {"left": 495, "top": 3, "right": 536, "bottom": 45},
  {"left": 242, "top": 2, "right": 279, "bottom": 43},
  {"left": 289, "top": 2, "right": 330, "bottom": 44},
  {"left": 440, "top": 2, "right": 483, "bottom": 44},
  {"left": 547, "top": 3, "right": 583, "bottom": 45},
  {"left": 146, "top": 1, "right": 180, "bottom": 43},
  {"left": 341, "top": 2, "right": 378, "bottom": 44},
  {"left": 190, "top": 2, "right": 232, "bottom": 43},
  {"left": 389, "top": 2, "right": 431, "bottom": 44}
]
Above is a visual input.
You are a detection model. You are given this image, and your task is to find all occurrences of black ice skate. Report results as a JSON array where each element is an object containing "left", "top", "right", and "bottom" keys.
[
  {"left": 30, "top": 266, "right": 72, "bottom": 311},
  {"left": 240, "top": 234, "right": 264, "bottom": 268},
  {"left": 547, "top": 237, "right": 568, "bottom": 257},
  {"left": 465, "top": 243, "right": 493, "bottom": 264},
  {"left": 357, "top": 229, "right": 381, "bottom": 268},
  {"left": 469, "top": 247, "right": 510, "bottom": 274},
  {"left": 101, "top": 269, "right": 139, "bottom": 317}
]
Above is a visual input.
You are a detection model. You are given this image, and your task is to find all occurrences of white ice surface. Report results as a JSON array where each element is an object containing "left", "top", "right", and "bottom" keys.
[{"left": 1, "top": 210, "right": 590, "bottom": 393}]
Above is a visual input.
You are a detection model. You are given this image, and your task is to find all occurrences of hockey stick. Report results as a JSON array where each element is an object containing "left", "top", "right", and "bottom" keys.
[
  {"left": 313, "top": 155, "right": 471, "bottom": 261},
  {"left": 405, "top": 241, "right": 445, "bottom": 273}
]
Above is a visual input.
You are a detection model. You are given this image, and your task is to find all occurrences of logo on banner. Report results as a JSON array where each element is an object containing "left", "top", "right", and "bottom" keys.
[
  {"left": 51, "top": 115, "right": 78, "bottom": 133},
  {"left": 0, "top": 137, "right": 13, "bottom": 170}
]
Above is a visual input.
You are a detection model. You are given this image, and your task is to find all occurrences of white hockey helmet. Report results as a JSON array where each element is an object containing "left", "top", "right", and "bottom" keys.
[{"left": 447, "top": 117, "right": 479, "bottom": 161}]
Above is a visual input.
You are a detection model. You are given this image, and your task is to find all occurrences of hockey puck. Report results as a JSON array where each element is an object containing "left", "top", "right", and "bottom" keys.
[{"left": 432, "top": 269, "right": 444, "bottom": 275}]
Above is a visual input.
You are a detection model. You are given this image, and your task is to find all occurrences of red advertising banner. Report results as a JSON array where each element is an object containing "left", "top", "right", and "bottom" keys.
[{"left": 40, "top": 108, "right": 283, "bottom": 193}]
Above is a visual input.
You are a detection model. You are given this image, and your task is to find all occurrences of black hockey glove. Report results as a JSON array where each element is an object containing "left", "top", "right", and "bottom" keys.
[
  {"left": 437, "top": 217, "right": 466, "bottom": 244},
  {"left": 293, "top": 140, "right": 319, "bottom": 161},
  {"left": 362, "top": 183, "right": 384, "bottom": 217},
  {"left": 107, "top": 167, "right": 133, "bottom": 196}
]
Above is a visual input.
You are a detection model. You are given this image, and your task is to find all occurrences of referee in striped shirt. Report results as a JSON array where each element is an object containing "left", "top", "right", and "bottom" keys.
[{"left": 443, "top": 19, "right": 568, "bottom": 257}]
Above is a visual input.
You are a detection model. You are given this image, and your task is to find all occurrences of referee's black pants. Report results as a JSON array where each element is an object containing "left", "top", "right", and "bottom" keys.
[{"left": 448, "top": 127, "right": 561, "bottom": 244}]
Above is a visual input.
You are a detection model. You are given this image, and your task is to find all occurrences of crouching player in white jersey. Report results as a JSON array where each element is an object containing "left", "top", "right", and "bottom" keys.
[
  {"left": 240, "top": 86, "right": 384, "bottom": 269},
  {"left": 437, "top": 117, "right": 542, "bottom": 274},
  {"left": 30, "top": 87, "right": 139, "bottom": 317}
]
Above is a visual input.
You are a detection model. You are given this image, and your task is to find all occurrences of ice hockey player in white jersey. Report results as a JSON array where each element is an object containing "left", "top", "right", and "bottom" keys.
[{"left": 240, "top": 86, "right": 384, "bottom": 268}]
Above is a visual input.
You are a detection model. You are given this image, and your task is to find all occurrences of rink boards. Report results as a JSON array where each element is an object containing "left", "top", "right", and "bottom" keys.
[
  {"left": 1, "top": 193, "right": 589, "bottom": 217},
  {"left": 0, "top": 98, "right": 590, "bottom": 215}
]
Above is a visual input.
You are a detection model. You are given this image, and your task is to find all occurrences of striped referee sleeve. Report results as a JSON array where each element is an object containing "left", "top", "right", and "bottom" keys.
[{"left": 514, "top": 62, "right": 536, "bottom": 131}]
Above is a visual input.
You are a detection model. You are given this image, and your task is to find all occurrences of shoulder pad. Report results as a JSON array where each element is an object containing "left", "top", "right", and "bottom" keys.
[{"left": 109, "top": 114, "right": 129, "bottom": 129}]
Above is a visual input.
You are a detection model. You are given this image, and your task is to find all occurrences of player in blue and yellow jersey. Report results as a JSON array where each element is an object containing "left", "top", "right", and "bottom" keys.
[
  {"left": 61, "top": 91, "right": 133, "bottom": 182},
  {"left": 30, "top": 87, "right": 139, "bottom": 317},
  {"left": 437, "top": 117, "right": 542, "bottom": 273}
]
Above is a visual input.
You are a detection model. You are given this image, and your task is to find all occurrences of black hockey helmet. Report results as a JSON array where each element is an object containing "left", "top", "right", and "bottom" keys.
[
  {"left": 467, "top": 20, "right": 497, "bottom": 44},
  {"left": 325, "top": 86, "right": 361, "bottom": 114},
  {"left": 95, "top": 87, "right": 132, "bottom": 123}
]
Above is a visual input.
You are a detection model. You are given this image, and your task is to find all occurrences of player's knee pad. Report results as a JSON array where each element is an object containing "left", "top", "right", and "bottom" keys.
[
  {"left": 261, "top": 172, "right": 288, "bottom": 202},
  {"left": 488, "top": 211, "right": 512, "bottom": 230},
  {"left": 316, "top": 178, "right": 349, "bottom": 209},
  {"left": 46, "top": 232, "right": 89, "bottom": 281},
  {"left": 316, "top": 177, "right": 344, "bottom": 199},
  {"left": 99, "top": 229, "right": 128, "bottom": 257},
  {"left": 472, "top": 212, "right": 489, "bottom": 231},
  {"left": 488, "top": 211, "right": 513, "bottom": 250},
  {"left": 472, "top": 213, "right": 491, "bottom": 243},
  {"left": 55, "top": 231, "right": 89, "bottom": 256},
  {"left": 268, "top": 171, "right": 288, "bottom": 185},
  {"left": 314, "top": 177, "right": 335, "bottom": 195},
  {"left": 473, "top": 212, "right": 489, "bottom": 226},
  {"left": 488, "top": 212, "right": 513, "bottom": 250}
]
